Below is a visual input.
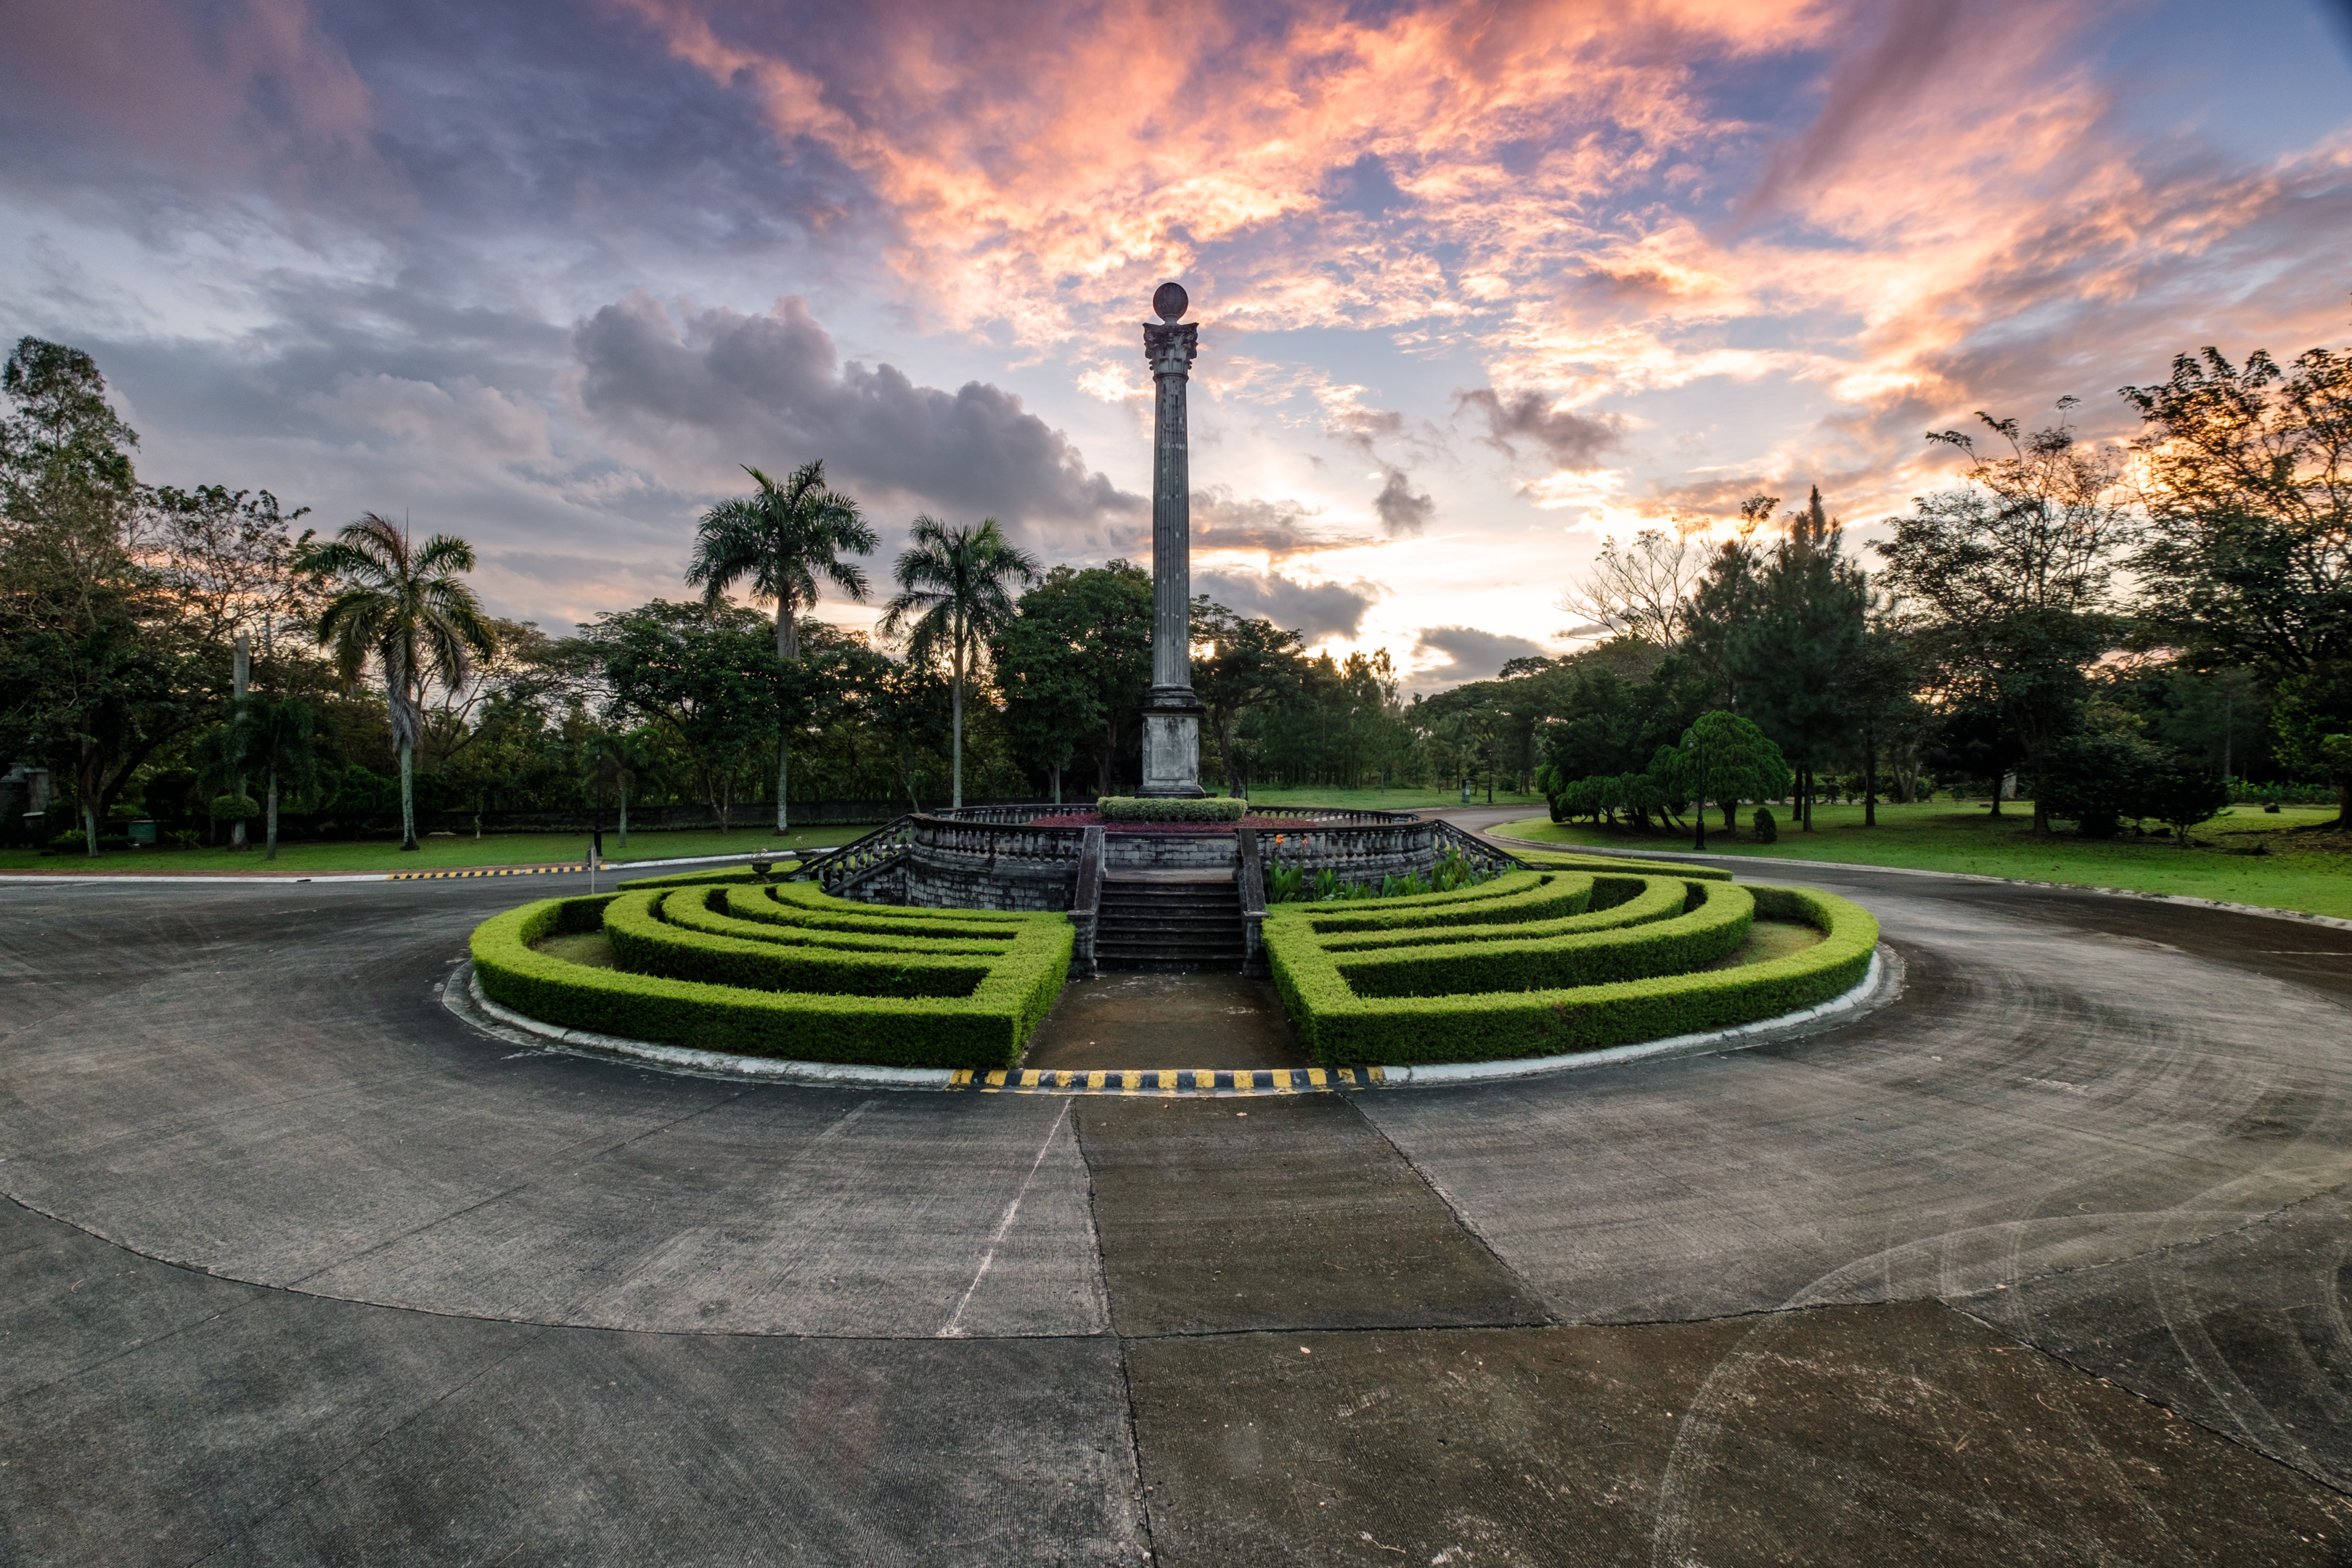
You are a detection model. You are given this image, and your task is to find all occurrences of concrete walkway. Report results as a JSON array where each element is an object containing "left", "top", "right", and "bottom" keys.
[{"left": 3, "top": 857, "right": 2351, "bottom": 1563}]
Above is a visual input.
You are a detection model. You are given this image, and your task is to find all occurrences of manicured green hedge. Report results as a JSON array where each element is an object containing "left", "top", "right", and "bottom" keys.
[
  {"left": 1514, "top": 850, "right": 1734, "bottom": 881},
  {"left": 603, "top": 890, "right": 993, "bottom": 997},
  {"left": 1317, "top": 873, "right": 1689, "bottom": 952},
  {"left": 1265, "top": 878, "right": 1877, "bottom": 1066},
  {"left": 1095, "top": 795, "right": 1248, "bottom": 822},
  {"left": 720, "top": 883, "right": 1026, "bottom": 940},
  {"left": 1301, "top": 870, "right": 1579, "bottom": 933},
  {"left": 616, "top": 865, "right": 786, "bottom": 890},
  {"left": 469, "top": 890, "right": 1071, "bottom": 1069},
  {"left": 1333, "top": 880, "right": 1752, "bottom": 999},
  {"left": 663, "top": 886, "right": 1013, "bottom": 955}
]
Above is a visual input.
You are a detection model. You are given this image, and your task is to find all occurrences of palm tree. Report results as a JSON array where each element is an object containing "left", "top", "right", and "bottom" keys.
[
  {"left": 583, "top": 725, "right": 661, "bottom": 848},
  {"left": 298, "top": 514, "right": 495, "bottom": 851},
  {"left": 881, "top": 516, "right": 1039, "bottom": 809},
  {"left": 686, "top": 462, "right": 876, "bottom": 832},
  {"left": 232, "top": 694, "right": 322, "bottom": 860}
]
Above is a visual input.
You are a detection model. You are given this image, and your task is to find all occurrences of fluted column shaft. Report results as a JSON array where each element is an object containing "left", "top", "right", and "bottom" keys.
[{"left": 1146, "top": 322, "right": 1198, "bottom": 701}]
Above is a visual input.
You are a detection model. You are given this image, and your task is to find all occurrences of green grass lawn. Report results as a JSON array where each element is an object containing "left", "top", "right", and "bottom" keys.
[
  {"left": 0, "top": 823, "right": 867, "bottom": 876},
  {"left": 1492, "top": 801, "right": 2352, "bottom": 920},
  {"left": 1247, "top": 785, "right": 1549, "bottom": 812}
]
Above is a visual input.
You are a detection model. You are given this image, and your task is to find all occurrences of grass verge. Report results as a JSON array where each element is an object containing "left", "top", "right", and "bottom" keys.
[
  {"left": 1490, "top": 801, "right": 2352, "bottom": 920},
  {"left": 0, "top": 824, "right": 865, "bottom": 877}
]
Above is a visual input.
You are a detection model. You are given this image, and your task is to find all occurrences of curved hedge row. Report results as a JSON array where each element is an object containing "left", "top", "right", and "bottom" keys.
[
  {"left": 1265, "top": 875, "right": 1878, "bottom": 1068},
  {"left": 470, "top": 879, "right": 1071, "bottom": 1069},
  {"left": 1512, "top": 849, "right": 1734, "bottom": 881},
  {"left": 1318, "top": 873, "right": 1689, "bottom": 953}
]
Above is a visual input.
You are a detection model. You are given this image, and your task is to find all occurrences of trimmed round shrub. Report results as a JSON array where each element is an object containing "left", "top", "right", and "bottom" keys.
[
  {"left": 1752, "top": 807, "right": 1777, "bottom": 844},
  {"left": 1095, "top": 795, "right": 1248, "bottom": 822},
  {"left": 209, "top": 793, "right": 261, "bottom": 821}
]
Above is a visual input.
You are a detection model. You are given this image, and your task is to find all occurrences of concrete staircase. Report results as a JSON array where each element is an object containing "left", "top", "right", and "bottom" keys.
[{"left": 1093, "top": 874, "right": 1247, "bottom": 972}]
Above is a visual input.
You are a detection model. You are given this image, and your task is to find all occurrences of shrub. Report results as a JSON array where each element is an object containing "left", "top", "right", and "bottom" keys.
[
  {"left": 1264, "top": 878, "right": 1877, "bottom": 1067},
  {"left": 1095, "top": 795, "right": 1249, "bottom": 822},
  {"left": 603, "top": 890, "right": 993, "bottom": 997},
  {"left": 209, "top": 793, "right": 261, "bottom": 822},
  {"left": 1515, "top": 850, "right": 1733, "bottom": 883},
  {"left": 618, "top": 865, "right": 786, "bottom": 890},
  {"left": 1331, "top": 880, "right": 1752, "bottom": 1000},
  {"left": 1752, "top": 807, "right": 1776, "bottom": 844},
  {"left": 2039, "top": 732, "right": 2229, "bottom": 840},
  {"left": 470, "top": 889, "right": 1072, "bottom": 1070}
]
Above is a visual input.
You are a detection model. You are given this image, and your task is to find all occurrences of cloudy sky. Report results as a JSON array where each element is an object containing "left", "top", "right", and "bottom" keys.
[{"left": 6, "top": 0, "right": 2350, "bottom": 689}]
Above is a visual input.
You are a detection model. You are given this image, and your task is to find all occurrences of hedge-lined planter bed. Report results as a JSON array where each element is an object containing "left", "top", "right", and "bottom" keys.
[
  {"left": 1318, "top": 874, "right": 1690, "bottom": 952},
  {"left": 1266, "top": 875, "right": 1878, "bottom": 1067},
  {"left": 1300, "top": 869, "right": 1592, "bottom": 934},
  {"left": 470, "top": 884, "right": 1071, "bottom": 1070},
  {"left": 1513, "top": 849, "right": 1734, "bottom": 881},
  {"left": 1094, "top": 795, "right": 1249, "bottom": 822}
]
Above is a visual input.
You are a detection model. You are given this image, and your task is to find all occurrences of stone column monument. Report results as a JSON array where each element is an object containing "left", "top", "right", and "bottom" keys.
[{"left": 1138, "top": 280, "right": 1207, "bottom": 797}]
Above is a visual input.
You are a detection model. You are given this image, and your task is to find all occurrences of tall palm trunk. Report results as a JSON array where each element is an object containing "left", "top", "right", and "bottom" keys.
[
  {"left": 618, "top": 781, "right": 629, "bottom": 848},
  {"left": 775, "top": 607, "right": 793, "bottom": 833},
  {"left": 265, "top": 767, "right": 280, "bottom": 860},
  {"left": 399, "top": 740, "right": 417, "bottom": 850},
  {"left": 950, "top": 634, "right": 966, "bottom": 809}
]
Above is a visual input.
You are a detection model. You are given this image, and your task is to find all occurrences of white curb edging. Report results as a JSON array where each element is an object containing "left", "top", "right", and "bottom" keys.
[
  {"left": 442, "top": 945, "right": 1903, "bottom": 1092},
  {"left": 1487, "top": 833, "right": 2352, "bottom": 934},
  {"left": 0, "top": 848, "right": 817, "bottom": 891},
  {"left": 1381, "top": 946, "right": 1902, "bottom": 1086},
  {"left": 449, "top": 963, "right": 956, "bottom": 1088}
]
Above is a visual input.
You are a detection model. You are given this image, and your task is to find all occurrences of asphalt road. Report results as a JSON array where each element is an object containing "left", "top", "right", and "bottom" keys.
[{"left": 3, "top": 830, "right": 2351, "bottom": 1565}]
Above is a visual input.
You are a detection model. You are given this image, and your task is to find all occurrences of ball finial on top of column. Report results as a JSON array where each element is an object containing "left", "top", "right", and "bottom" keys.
[{"left": 1151, "top": 281, "right": 1189, "bottom": 323}]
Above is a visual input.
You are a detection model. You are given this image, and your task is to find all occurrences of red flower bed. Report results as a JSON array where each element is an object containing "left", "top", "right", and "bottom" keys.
[{"left": 1025, "top": 811, "right": 1322, "bottom": 833}]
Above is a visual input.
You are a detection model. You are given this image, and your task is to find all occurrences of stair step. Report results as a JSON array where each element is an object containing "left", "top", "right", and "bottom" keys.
[{"left": 1088, "top": 878, "right": 1246, "bottom": 971}]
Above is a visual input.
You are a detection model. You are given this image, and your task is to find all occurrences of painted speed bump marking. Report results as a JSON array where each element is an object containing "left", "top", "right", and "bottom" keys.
[{"left": 965, "top": 1066, "right": 1381, "bottom": 1095}]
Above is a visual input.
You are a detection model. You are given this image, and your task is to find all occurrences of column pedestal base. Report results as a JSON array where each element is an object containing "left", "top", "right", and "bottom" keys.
[{"left": 1138, "top": 706, "right": 1207, "bottom": 798}]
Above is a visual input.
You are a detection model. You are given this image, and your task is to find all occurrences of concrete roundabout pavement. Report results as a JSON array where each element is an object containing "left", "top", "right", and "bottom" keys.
[{"left": 4, "top": 833, "right": 2352, "bottom": 1564}]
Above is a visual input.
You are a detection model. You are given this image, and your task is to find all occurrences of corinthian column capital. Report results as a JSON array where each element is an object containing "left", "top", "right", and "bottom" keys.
[{"left": 1144, "top": 321, "right": 1198, "bottom": 378}]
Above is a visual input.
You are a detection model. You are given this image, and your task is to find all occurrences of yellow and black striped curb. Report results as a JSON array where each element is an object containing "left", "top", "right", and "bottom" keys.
[
  {"left": 389, "top": 863, "right": 611, "bottom": 881},
  {"left": 950, "top": 1066, "right": 1383, "bottom": 1095}
]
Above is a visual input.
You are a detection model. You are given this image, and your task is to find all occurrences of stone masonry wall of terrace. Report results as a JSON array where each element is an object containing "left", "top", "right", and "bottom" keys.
[{"left": 827, "top": 808, "right": 1447, "bottom": 914}]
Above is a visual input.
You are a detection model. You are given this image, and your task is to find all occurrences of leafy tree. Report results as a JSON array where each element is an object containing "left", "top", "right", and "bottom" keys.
[
  {"left": 0, "top": 338, "right": 197, "bottom": 854},
  {"left": 137, "top": 484, "right": 319, "bottom": 656},
  {"left": 1535, "top": 648, "right": 1694, "bottom": 789},
  {"left": 299, "top": 515, "right": 496, "bottom": 851},
  {"left": 994, "top": 563, "right": 1153, "bottom": 796},
  {"left": 1846, "top": 597, "right": 1922, "bottom": 825},
  {"left": 584, "top": 600, "right": 783, "bottom": 832},
  {"left": 881, "top": 515, "right": 1037, "bottom": 809},
  {"left": 2273, "top": 663, "right": 2352, "bottom": 822},
  {"left": 1681, "top": 496, "right": 1773, "bottom": 708},
  {"left": 581, "top": 725, "right": 662, "bottom": 846},
  {"left": 1656, "top": 710, "right": 1792, "bottom": 832},
  {"left": 1876, "top": 404, "right": 2138, "bottom": 832},
  {"left": 686, "top": 461, "right": 877, "bottom": 830},
  {"left": 1556, "top": 524, "right": 1706, "bottom": 648},
  {"left": 228, "top": 693, "right": 322, "bottom": 859},
  {"left": 2123, "top": 343, "right": 2352, "bottom": 825},
  {"left": 2038, "top": 730, "right": 2226, "bottom": 843},
  {"left": 1189, "top": 598, "right": 1304, "bottom": 796},
  {"left": 1730, "top": 487, "right": 1864, "bottom": 830}
]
